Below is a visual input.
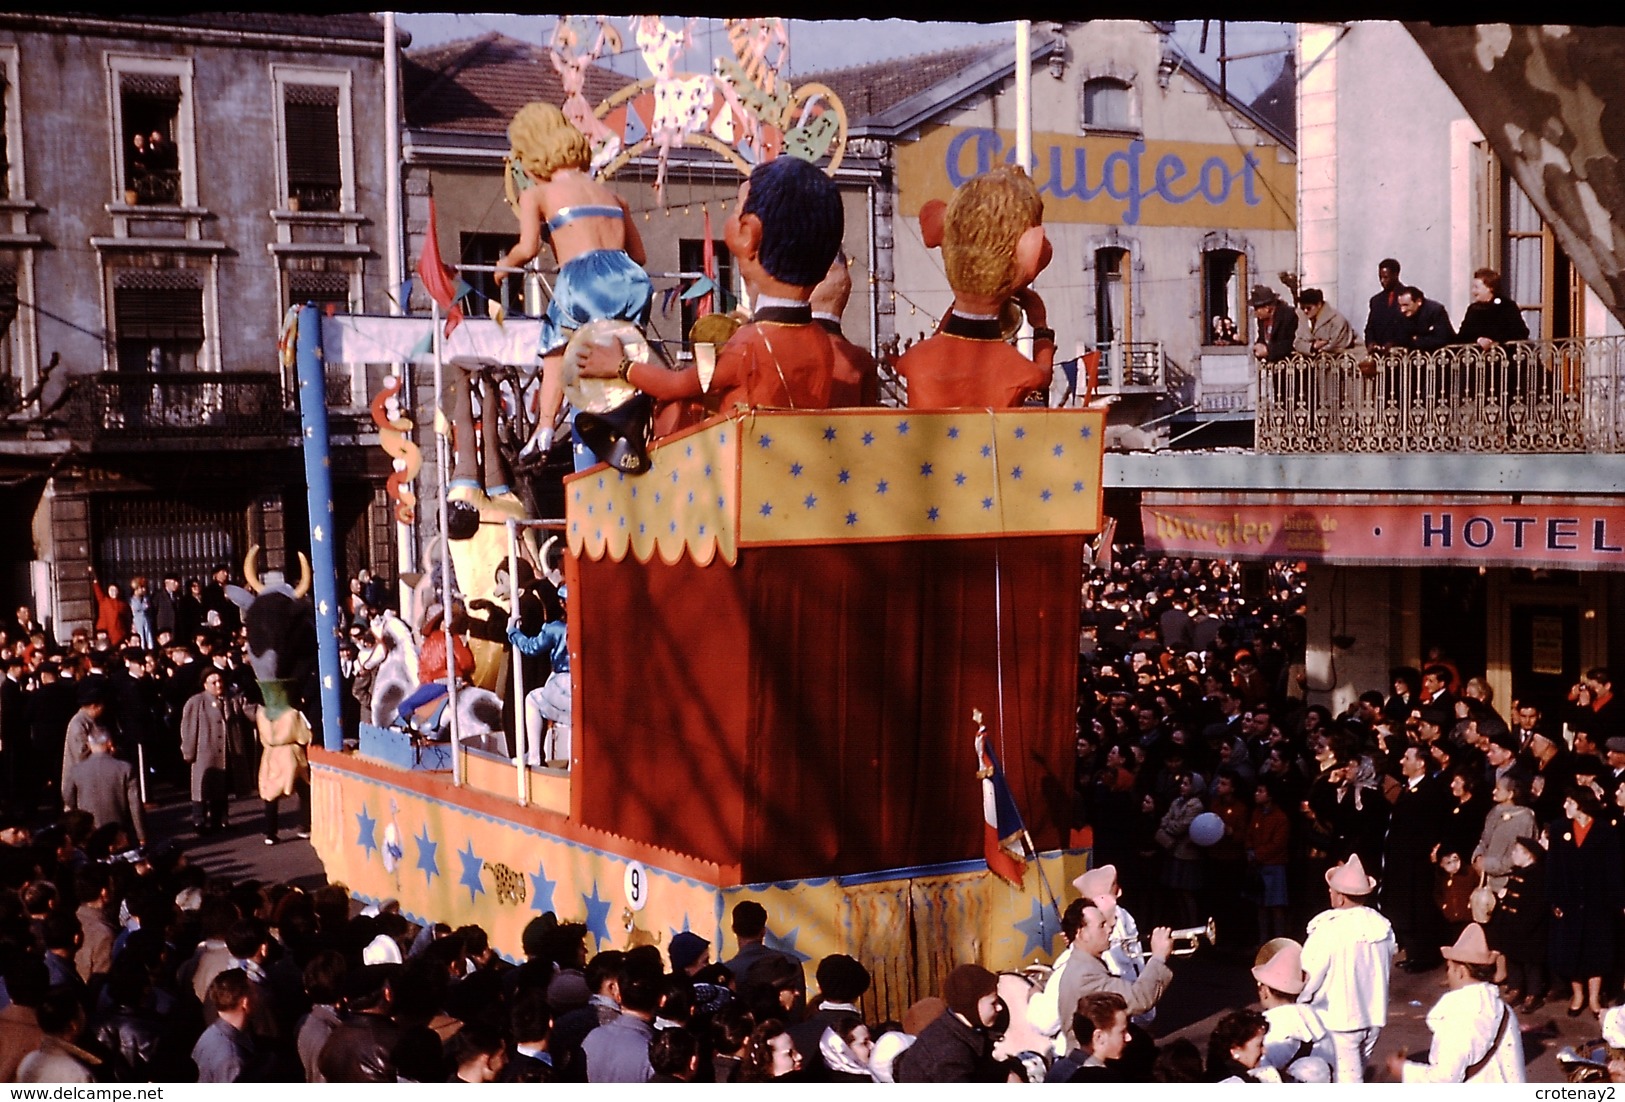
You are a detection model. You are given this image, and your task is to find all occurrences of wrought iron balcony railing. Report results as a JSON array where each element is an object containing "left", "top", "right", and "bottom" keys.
[
  {"left": 1256, "top": 336, "right": 1625, "bottom": 453},
  {"left": 67, "top": 371, "right": 291, "bottom": 443},
  {"left": 1095, "top": 341, "right": 1167, "bottom": 392}
]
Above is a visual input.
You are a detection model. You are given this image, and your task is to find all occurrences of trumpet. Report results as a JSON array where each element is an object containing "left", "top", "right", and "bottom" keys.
[{"left": 1135, "top": 918, "right": 1218, "bottom": 957}]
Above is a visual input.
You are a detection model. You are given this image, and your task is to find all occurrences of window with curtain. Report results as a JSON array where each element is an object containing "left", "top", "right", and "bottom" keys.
[{"left": 1202, "top": 248, "right": 1246, "bottom": 345}]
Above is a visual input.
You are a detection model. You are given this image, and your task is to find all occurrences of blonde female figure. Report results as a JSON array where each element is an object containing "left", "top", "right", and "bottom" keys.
[{"left": 497, "top": 102, "right": 650, "bottom": 464}]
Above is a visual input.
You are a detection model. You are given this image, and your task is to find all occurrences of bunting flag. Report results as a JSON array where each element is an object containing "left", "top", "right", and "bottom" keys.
[
  {"left": 700, "top": 208, "right": 716, "bottom": 317},
  {"left": 416, "top": 198, "right": 464, "bottom": 338},
  {"left": 1082, "top": 349, "right": 1102, "bottom": 402},
  {"left": 974, "top": 712, "right": 1028, "bottom": 886}
]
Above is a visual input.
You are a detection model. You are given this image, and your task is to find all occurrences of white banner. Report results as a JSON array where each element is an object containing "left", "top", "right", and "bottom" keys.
[{"left": 319, "top": 315, "right": 544, "bottom": 369}]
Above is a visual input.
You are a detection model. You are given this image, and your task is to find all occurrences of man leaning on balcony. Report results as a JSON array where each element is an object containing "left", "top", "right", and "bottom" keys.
[
  {"left": 1396, "top": 287, "right": 1457, "bottom": 351},
  {"left": 1292, "top": 289, "right": 1356, "bottom": 356},
  {"left": 1249, "top": 286, "right": 1299, "bottom": 364}
]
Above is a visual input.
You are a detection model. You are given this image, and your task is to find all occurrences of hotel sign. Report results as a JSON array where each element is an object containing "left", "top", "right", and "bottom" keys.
[
  {"left": 896, "top": 125, "right": 1296, "bottom": 230},
  {"left": 1142, "top": 502, "right": 1625, "bottom": 571}
]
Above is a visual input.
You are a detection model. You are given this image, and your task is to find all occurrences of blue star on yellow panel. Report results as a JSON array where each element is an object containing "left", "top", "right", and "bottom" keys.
[
  {"left": 457, "top": 840, "right": 485, "bottom": 903},
  {"left": 896, "top": 420, "right": 910, "bottom": 435},
  {"left": 1011, "top": 466, "right": 1024, "bottom": 480},
  {"left": 927, "top": 507, "right": 940, "bottom": 522},
  {"left": 838, "top": 469, "right": 850, "bottom": 484},
  {"left": 758, "top": 433, "right": 773, "bottom": 448},
  {"left": 355, "top": 806, "right": 377, "bottom": 858},
  {"left": 414, "top": 824, "right": 439, "bottom": 887},
  {"left": 670, "top": 470, "right": 680, "bottom": 484},
  {"left": 982, "top": 497, "right": 994, "bottom": 510},
  {"left": 1074, "top": 481, "right": 1085, "bottom": 493},
  {"left": 760, "top": 502, "right": 773, "bottom": 517},
  {"left": 981, "top": 444, "right": 992, "bottom": 458},
  {"left": 583, "top": 882, "right": 614, "bottom": 947},
  {"left": 862, "top": 431, "right": 875, "bottom": 446},
  {"left": 876, "top": 479, "right": 889, "bottom": 494},
  {"left": 845, "top": 511, "right": 859, "bottom": 526},
  {"left": 790, "top": 462, "right": 803, "bottom": 477},
  {"left": 685, "top": 444, "right": 694, "bottom": 457},
  {"left": 947, "top": 426, "right": 960, "bottom": 439},
  {"left": 764, "top": 927, "right": 811, "bottom": 963},
  {"left": 920, "top": 462, "right": 933, "bottom": 477},
  {"left": 597, "top": 476, "right": 605, "bottom": 489},
  {"left": 529, "top": 860, "right": 557, "bottom": 914},
  {"left": 1080, "top": 425, "right": 1093, "bottom": 438},
  {"left": 1041, "top": 489, "right": 1053, "bottom": 502},
  {"left": 1014, "top": 426, "right": 1026, "bottom": 439},
  {"left": 823, "top": 426, "right": 837, "bottom": 441},
  {"left": 804, "top": 493, "right": 817, "bottom": 509},
  {"left": 1052, "top": 444, "right": 1065, "bottom": 457},
  {"left": 1015, "top": 898, "right": 1061, "bottom": 957}
]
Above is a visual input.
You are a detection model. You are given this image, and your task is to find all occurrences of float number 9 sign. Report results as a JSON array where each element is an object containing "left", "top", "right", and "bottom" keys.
[{"left": 624, "top": 860, "right": 649, "bottom": 912}]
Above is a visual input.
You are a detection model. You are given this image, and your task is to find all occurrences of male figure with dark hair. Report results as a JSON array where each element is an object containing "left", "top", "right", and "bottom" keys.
[
  {"left": 74, "top": 864, "right": 118, "bottom": 985},
  {"left": 499, "top": 987, "right": 555, "bottom": 1082},
  {"left": 1396, "top": 286, "right": 1456, "bottom": 350},
  {"left": 581, "top": 949, "right": 661, "bottom": 1082},
  {"left": 1364, "top": 258, "right": 1408, "bottom": 351},
  {"left": 1049, "top": 992, "right": 1129, "bottom": 1082},
  {"left": 1384, "top": 745, "right": 1448, "bottom": 974},
  {"left": 584, "top": 155, "right": 843, "bottom": 426},
  {"left": 1573, "top": 667, "right": 1625, "bottom": 747},
  {"left": 61, "top": 685, "right": 110, "bottom": 797},
  {"left": 1294, "top": 288, "right": 1356, "bottom": 354},
  {"left": 648, "top": 1025, "right": 701, "bottom": 1082},
  {"left": 296, "top": 951, "right": 346, "bottom": 1082},
  {"left": 1056, "top": 903, "right": 1173, "bottom": 1052},
  {"left": 724, "top": 899, "right": 787, "bottom": 977},
  {"left": 790, "top": 953, "right": 871, "bottom": 1075},
  {"left": 1, "top": 653, "right": 28, "bottom": 816},
  {"left": 152, "top": 575, "right": 182, "bottom": 641}
]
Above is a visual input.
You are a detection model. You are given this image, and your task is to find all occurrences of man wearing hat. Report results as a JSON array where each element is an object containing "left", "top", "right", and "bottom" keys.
[
  {"left": 1249, "top": 285, "right": 1298, "bottom": 364},
  {"left": 667, "top": 931, "right": 710, "bottom": 978},
  {"left": 893, "top": 964, "right": 1012, "bottom": 1082},
  {"left": 1253, "top": 938, "right": 1335, "bottom": 1081},
  {"left": 791, "top": 953, "right": 871, "bottom": 1074},
  {"left": 1386, "top": 924, "right": 1525, "bottom": 1082},
  {"left": 1484, "top": 726, "right": 1532, "bottom": 792},
  {"left": 1299, "top": 854, "right": 1394, "bottom": 1082}
]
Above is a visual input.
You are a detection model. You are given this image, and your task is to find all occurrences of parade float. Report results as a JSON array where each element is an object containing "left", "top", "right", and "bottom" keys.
[{"left": 286, "top": 16, "right": 1105, "bottom": 1021}]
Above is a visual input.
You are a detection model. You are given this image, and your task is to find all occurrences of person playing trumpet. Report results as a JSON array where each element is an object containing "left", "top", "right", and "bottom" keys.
[{"left": 1055, "top": 901, "right": 1174, "bottom": 1058}]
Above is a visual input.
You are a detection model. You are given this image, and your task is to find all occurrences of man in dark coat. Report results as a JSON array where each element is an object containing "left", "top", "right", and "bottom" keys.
[
  {"left": 1364, "top": 258, "right": 1408, "bottom": 350},
  {"left": 151, "top": 576, "right": 182, "bottom": 643},
  {"left": 1248, "top": 286, "right": 1298, "bottom": 363},
  {"left": 0, "top": 656, "right": 28, "bottom": 815},
  {"left": 1396, "top": 286, "right": 1456, "bottom": 350},
  {"left": 1383, "top": 745, "right": 1449, "bottom": 973},
  {"left": 893, "top": 965, "right": 1012, "bottom": 1083}
]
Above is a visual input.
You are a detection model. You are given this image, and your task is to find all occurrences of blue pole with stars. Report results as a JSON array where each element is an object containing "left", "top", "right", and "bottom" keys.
[{"left": 295, "top": 304, "right": 345, "bottom": 751}]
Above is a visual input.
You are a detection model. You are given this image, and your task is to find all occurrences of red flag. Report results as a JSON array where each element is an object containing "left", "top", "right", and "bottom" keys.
[
  {"left": 700, "top": 208, "right": 716, "bottom": 316},
  {"left": 416, "top": 197, "right": 464, "bottom": 338},
  {"left": 1082, "top": 349, "right": 1102, "bottom": 401}
]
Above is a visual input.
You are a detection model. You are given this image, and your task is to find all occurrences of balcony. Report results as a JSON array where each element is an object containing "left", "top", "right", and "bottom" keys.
[
  {"left": 1095, "top": 341, "right": 1167, "bottom": 394},
  {"left": 66, "top": 371, "right": 292, "bottom": 448},
  {"left": 1256, "top": 337, "right": 1625, "bottom": 454}
]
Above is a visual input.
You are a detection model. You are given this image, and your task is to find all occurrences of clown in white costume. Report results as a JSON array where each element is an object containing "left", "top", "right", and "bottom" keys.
[
  {"left": 1392, "top": 924, "right": 1526, "bottom": 1083},
  {"left": 1299, "top": 854, "right": 1395, "bottom": 1083},
  {"left": 1252, "top": 937, "right": 1336, "bottom": 1082}
]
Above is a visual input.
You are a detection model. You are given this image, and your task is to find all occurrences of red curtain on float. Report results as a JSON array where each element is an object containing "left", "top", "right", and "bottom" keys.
[{"left": 573, "top": 535, "right": 1084, "bottom": 884}]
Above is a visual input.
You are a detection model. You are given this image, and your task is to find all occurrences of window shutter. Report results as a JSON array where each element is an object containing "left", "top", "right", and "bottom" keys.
[
  {"left": 285, "top": 84, "right": 341, "bottom": 209},
  {"left": 290, "top": 270, "right": 350, "bottom": 312},
  {"left": 114, "top": 272, "right": 204, "bottom": 342}
]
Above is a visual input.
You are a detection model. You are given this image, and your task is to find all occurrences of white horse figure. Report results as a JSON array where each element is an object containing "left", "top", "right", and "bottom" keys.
[{"left": 362, "top": 632, "right": 415, "bottom": 730}]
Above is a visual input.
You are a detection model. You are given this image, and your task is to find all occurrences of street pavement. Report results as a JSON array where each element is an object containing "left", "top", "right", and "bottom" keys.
[
  {"left": 134, "top": 778, "right": 1595, "bottom": 1081},
  {"left": 143, "top": 776, "right": 326, "bottom": 890},
  {"left": 1154, "top": 941, "right": 1596, "bottom": 1082}
]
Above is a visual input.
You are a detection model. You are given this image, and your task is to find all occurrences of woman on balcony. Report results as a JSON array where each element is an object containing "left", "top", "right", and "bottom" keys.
[
  {"left": 88, "top": 568, "right": 132, "bottom": 649},
  {"left": 1456, "top": 269, "right": 1530, "bottom": 349}
]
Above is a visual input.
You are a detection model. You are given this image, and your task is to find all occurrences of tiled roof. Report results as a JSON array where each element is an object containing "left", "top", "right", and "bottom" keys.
[
  {"left": 51, "top": 12, "right": 395, "bottom": 42},
  {"left": 794, "top": 41, "right": 1007, "bottom": 125},
  {"left": 405, "top": 32, "right": 626, "bottom": 136}
]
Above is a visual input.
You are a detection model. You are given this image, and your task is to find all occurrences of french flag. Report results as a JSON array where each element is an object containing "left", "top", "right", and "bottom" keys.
[{"left": 975, "top": 715, "right": 1028, "bottom": 885}]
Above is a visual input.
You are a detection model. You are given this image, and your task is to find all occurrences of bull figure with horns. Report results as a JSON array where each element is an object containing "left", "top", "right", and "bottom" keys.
[{"left": 227, "top": 546, "right": 316, "bottom": 841}]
